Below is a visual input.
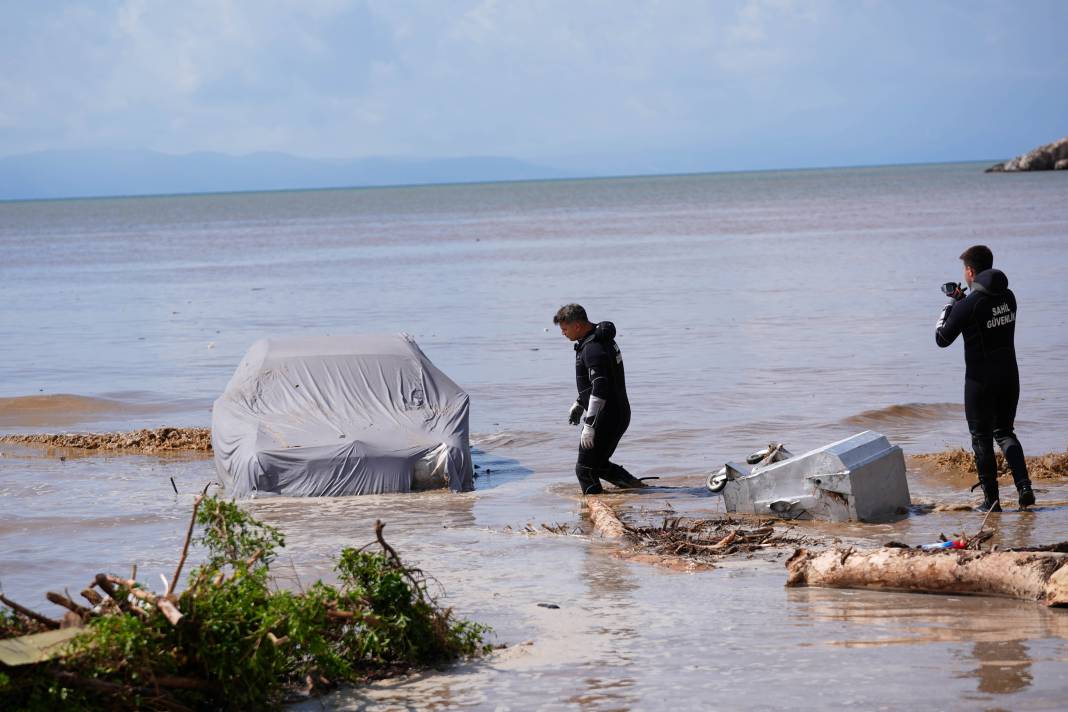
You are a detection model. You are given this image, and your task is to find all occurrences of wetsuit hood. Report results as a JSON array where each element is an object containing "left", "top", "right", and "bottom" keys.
[
  {"left": 594, "top": 321, "right": 616, "bottom": 342},
  {"left": 575, "top": 321, "right": 617, "bottom": 352},
  {"left": 972, "top": 269, "right": 1008, "bottom": 295}
]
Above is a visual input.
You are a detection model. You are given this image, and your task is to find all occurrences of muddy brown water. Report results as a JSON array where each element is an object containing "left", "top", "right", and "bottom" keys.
[
  {"left": 3, "top": 165, "right": 1068, "bottom": 709},
  {"left": 3, "top": 440, "right": 1067, "bottom": 710}
]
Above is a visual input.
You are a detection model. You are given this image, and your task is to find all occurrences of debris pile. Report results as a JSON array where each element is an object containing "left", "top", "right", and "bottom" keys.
[
  {"left": 0, "top": 426, "right": 212, "bottom": 454},
  {"left": 585, "top": 498, "right": 806, "bottom": 569},
  {"left": 628, "top": 516, "right": 801, "bottom": 560},
  {"left": 0, "top": 490, "right": 490, "bottom": 709},
  {"left": 912, "top": 447, "right": 1068, "bottom": 481}
]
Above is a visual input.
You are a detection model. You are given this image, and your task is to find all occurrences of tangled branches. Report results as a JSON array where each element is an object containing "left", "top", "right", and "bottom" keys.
[
  {"left": 0, "top": 493, "right": 490, "bottom": 710},
  {"left": 585, "top": 498, "right": 806, "bottom": 566},
  {"left": 627, "top": 515, "right": 805, "bottom": 561}
]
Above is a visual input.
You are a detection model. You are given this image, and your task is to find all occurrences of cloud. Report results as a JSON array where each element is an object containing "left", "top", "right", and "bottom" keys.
[{"left": 0, "top": 0, "right": 1065, "bottom": 171}]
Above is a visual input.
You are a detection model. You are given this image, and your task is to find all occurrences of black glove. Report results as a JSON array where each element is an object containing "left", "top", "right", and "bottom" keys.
[
  {"left": 941, "top": 282, "right": 967, "bottom": 301},
  {"left": 568, "top": 401, "right": 584, "bottom": 425}
]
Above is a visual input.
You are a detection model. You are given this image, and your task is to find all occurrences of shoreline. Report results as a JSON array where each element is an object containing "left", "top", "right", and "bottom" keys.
[{"left": 4, "top": 427, "right": 1067, "bottom": 482}]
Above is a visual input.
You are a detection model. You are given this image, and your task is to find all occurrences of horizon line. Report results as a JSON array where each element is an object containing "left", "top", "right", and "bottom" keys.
[{"left": 0, "top": 157, "right": 1003, "bottom": 205}]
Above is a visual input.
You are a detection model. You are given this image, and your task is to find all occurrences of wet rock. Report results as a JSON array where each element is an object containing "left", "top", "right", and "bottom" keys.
[{"left": 986, "top": 136, "right": 1068, "bottom": 172}]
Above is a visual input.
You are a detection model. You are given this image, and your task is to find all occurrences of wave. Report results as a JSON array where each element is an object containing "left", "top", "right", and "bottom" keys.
[
  {"left": 471, "top": 430, "right": 556, "bottom": 449},
  {"left": 842, "top": 402, "right": 962, "bottom": 428}
]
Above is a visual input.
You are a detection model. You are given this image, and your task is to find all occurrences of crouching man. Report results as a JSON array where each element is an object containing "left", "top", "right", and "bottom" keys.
[
  {"left": 554, "top": 304, "right": 646, "bottom": 494},
  {"left": 935, "top": 245, "right": 1034, "bottom": 512}
]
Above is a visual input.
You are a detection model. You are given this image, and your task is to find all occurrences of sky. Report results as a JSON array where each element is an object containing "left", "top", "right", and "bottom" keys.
[{"left": 1, "top": 0, "right": 1066, "bottom": 175}]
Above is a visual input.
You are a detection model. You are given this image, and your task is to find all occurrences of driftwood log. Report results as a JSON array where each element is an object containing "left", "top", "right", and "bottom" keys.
[
  {"left": 582, "top": 498, "right": 713, "bottom": 571},
  {"left": 584, "top": 497, "right": 627, "bottom": 538},
  {"left": 786, "top": 547, "right": 1068, "bottom": 606}
]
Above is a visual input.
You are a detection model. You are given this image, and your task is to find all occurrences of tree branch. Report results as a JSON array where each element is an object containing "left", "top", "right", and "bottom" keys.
[{"left": 168, "top": 482, "right": 212, "bottom": 597}]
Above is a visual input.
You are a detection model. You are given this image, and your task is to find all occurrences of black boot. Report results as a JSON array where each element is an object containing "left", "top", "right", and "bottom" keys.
[
  {"left": 600, "top": 462, "right": 647, "bottom": 489},
  {"left": 1017, "top": 481, "right": 1035, "bottom": 509},
  {"left": 575, "top": 464, "right": 603, "bottom": 495},
  {"left": 971, "top": 439, "right": 1002, "bottom": 512},
  {"left": 976, "top": 472, "right": 1002, "bottom": 513},
  {"left": 995, "top": 431, "right": 1034, "bottom": 509}
]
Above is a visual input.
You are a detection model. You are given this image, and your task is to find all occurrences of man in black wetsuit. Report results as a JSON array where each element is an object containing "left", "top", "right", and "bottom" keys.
[
  {"left": 935, "top": 245, "right": 1034, "bottom": 512},
  {"left": 553, "top": 304, "right": 646, "bottom": 494}
]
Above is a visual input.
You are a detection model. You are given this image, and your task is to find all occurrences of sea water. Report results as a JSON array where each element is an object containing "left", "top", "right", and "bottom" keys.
[{"left": 2, "top": 163, "right": 1068, "bottom": 709}]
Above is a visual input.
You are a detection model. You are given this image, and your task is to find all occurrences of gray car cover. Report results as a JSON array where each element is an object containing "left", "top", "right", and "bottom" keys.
[{"left": 211, "top": 334, "right": 474, "bottom": 498}]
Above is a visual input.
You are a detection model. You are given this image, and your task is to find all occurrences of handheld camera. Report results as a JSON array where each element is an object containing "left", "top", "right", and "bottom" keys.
[{"left": 941, "top": 282, "right": 967, "bottom": 301}]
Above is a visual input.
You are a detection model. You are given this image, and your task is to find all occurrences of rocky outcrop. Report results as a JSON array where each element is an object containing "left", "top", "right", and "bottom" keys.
[{"left": 986, "top": 136, "right": 1068, "bottom": 172}]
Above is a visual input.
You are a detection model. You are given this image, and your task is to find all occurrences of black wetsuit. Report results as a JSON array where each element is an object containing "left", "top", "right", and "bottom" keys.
[
  {"left": 574, "top": 322, "right": 637, "bottom": 494},
  {"left": 936, "top": 268, "right": 1031, "bottom": 505}
]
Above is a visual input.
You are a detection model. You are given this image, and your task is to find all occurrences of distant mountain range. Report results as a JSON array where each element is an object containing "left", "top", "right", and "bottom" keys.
[{"left": 0, "top": 149, "right": 566, "bottom": 200}]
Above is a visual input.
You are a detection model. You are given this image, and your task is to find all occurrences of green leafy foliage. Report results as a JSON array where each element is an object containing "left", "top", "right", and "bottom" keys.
[
  {"left": 1, "top": 496, "right": 491, "bottom": 710},
  {"left": 194, "top": 495, "right": 285, "bottom": 573},
  {"left": 333, "top": 547, "right": 490, "bottom": 664}
]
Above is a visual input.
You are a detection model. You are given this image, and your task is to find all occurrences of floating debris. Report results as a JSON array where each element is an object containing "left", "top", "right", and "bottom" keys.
[{"left": 584, "top": 497, "right": 808, "bottom": 569}]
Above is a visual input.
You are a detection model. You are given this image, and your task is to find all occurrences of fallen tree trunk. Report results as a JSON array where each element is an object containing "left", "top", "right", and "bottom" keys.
[
  {"left": 584, "top": 497, "right": 628, "bottom": 538},
  {"left": 786, "top": 547, "right": 1068, "bottom": 606}
]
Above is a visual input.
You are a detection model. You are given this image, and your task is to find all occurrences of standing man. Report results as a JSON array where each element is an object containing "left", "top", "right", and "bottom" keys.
[
  {"left": 935, "top": 245, "right": 1034, "bottom": 512},
  {"left": 554, "top": 304, "right": 646, "bottom": 494}
]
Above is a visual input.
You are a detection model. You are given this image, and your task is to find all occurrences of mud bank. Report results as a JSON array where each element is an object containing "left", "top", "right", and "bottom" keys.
[
  {"left": 0, "top": 427, "right": 211, "bottom": 454},
  {"left": 912, "top": 448, "right": 1068, "bottom": 481}
]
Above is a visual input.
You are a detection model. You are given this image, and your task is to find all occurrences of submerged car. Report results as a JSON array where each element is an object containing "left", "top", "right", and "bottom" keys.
[{"left": 212, "top": 334, "right": 473, "bottom": 498}]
